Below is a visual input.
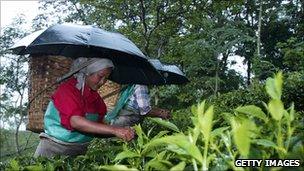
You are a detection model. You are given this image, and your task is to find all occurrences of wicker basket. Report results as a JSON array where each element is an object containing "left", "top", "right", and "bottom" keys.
[
  {"left": 27, "top": 55, "right": 73, "bottom": 133},
  {"left": 27, "top": 55, "right": 120, "bottom": 133},
  {"left": 98, "top": 81, "right": 121, "bottom": 111}
]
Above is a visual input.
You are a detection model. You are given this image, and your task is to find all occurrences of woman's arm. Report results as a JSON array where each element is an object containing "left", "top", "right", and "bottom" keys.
[{"left": 70, "top": 116, "right": 134, "bottom": 141}]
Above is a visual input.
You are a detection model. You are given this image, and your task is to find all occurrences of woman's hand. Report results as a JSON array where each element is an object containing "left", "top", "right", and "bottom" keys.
[
  {"left": 147, "top": 107, "right": 171, "bottom": 119},
  {"left": 70, "top": 116, "right": 134, "bottom": 141},
  {"left": 113, "top": 127, "right": 135, "bottom": 141},
  {"left": 158, "top": 109, "right": 171, "bottom": 119}
]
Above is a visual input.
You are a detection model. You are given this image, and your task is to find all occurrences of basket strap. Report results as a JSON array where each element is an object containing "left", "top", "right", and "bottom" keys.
[{"left": 28, "top": 58, "right": 98, "bottom": 107}]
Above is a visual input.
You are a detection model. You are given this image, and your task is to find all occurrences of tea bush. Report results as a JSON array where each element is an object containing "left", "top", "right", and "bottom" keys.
[
  {"left": 208, "top": 71, "right": 304, "bottom": 127},
  {"left": 1, "top": 72, "right": 303, "bottom": 170}
]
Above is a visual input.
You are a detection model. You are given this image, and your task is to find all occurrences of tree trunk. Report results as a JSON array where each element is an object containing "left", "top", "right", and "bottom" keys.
[
  {"left": 214, "top": 53, "right": 220, "bottom": 96},
  {"left": 14, "top": 115, "right": 23, "bottom": 154},
  {"left": 14, "top": 93, "right": 25, "bottom": 155},
  {"left": 247, "top": 57, "right": 251, "bottom": 86},
  {"left": 257, "top": 2, "right": 262, "bottom": 58}
]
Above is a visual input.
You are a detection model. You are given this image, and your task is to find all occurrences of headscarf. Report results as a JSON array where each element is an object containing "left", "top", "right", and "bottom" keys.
[{"left": 70, "top": 57, "right": 114, "bottom": 93}]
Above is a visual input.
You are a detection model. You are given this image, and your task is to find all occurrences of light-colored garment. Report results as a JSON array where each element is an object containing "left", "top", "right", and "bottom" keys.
[
  {"left": 111, "top": 108, "right": 144, "bottom": 127},
  {"left": 34, "top": 133, "right": 89, "bottom": 158},
  {"left": 111, "top": 85, "right": 151, "bottom": 127},
  {"left": 126, "top": 85, "right": 152, "bottom": 115},
  {"left": 71, "top": 57, "right": 114, "bottom": 93}
]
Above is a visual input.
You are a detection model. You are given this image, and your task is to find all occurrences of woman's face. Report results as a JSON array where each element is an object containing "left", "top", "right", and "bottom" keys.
[{"left": 86, "top": 68, "right": 112, "bottom": 91}]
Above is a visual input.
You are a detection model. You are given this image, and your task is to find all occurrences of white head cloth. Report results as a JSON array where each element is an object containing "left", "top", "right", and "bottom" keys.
[{"left": 70, "top": 57, "right": 114, "bottom": 91}]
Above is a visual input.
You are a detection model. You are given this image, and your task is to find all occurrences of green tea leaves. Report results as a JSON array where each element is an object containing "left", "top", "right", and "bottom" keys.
[
  {"left": 266, "top": 71, "right": 283, "bottom": 100},
  {"left": 149, "top": 118, "right": 179, "bottom": 132},
  {"left": 170, "top": 161, "right": 186, "bottom": 171},
  {"left": 98, "top": 165, "right": 138, "bottom": 171},
  {"left": 253, "top": 139, "right": 278, "bottom": 149},
  {"left": 144, "top": 134, "right": 203, "bottom": 164},
  {"left": 231, "top": 118, "right": 256, "bottom": 157},
  {"left": 268, "top": 99, "right": 284, "bottom": 121},
  {"left": 235, "top": 105, "right": 268, "bottom": 122},
  {"left": 114, "top": 150, "right": 140, "bottom": 161},
  {"left": 198, "top": 105, "right": 214, "bottom": 141}
]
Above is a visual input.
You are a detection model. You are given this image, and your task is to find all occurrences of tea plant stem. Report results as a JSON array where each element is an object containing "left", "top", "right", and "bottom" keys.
[
  {"left": 285, "top": 120, "right": 292, "bottom": 153},
  {"left": 189, "top": 134, "right": 198, "bottom": 171},
  {"left": 212, "top": 144, "right": 237, "bottom": 170},
  {"left": 192, "top": 158, "right": 198, "bottom": 171},
  {"left": 203, "top": 138, "right": 209, "bottom": 171},
  {"left": 277, "top": 121, "right": 284, "bottom": 158},
  {"left": 141, "top": 158, "right": 145, "bottom": 170}
]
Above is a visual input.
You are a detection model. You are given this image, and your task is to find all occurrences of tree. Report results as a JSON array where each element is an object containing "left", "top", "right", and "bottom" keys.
[{"left": 0, "top": 16, "right": 29, "bottom": 154}]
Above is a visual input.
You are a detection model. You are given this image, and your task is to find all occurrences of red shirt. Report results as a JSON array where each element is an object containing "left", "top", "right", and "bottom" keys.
[{"left": 51, "top": 77, "right": 106, "bottom": 130}]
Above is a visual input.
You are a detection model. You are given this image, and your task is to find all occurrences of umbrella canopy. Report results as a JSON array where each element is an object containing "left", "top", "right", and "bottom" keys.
[
  {"left": 149, "top": 59, "right": 189, "bottom": 85},
  {"left": 9, "top": 23, "right": 164, "bottom": 85}
]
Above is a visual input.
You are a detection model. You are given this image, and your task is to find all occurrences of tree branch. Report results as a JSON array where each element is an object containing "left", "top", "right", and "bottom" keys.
[{"left": 70, "top": 0, "right": 88, "bottom": 25}]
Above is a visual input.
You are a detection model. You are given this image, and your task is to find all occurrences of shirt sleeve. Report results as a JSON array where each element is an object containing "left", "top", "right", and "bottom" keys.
[
  {"left": 134, "top": 85, "right": 152, "bottom": 115},
  {"left": 52, "top": 84, "right": 84, "bottom": 130}
]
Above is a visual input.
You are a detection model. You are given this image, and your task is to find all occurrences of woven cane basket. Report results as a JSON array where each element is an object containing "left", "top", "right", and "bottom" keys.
[
  {"left": 27, "top": 55, "right": 121, "bottom": 133},
  {"left": 98, "top": 81, "right": 121, "bottom": 111},
  {"left": 27, "top": 55, "right": 73, "bottom": 133}
]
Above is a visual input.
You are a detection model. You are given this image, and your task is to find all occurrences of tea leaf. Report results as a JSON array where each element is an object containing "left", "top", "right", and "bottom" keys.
[
  {"left": 25, "top": 164, "right": 44, "bottom": 171},
  {"left": 145, "top": 159, "right": 170, "bottom": 171},
  {"left": 289, "top": 102, "right": 295, "bottom": 121},
  {"left": 253, "top": 139, "right": 278, "bottom": 149},
  {"left": 149, "top": 118, "right": 179, "bottom": 132},
  {"left": 266, "top": 71, "right": 283, "bottom": 100},
  {"left": 152, "top": 130, "right": 170, "bottom": 140},
  {"left": 221, "top": 132, "right": 232, "bottom": 149},
  {"left": 235, "top": 105, "right": 268, "bottom": 122},
  {"left": 211, "top": 126, "right": 230, "bottom": 138},
  {"left": 134, "top": 124, "right": 144, "bottom": 147},
  {"left": 268, "top": 99, "right": 284, "bottom": 121},
  {"left": 199, "top": 105, "right": 214, "bottom": 141},
  {"left": 142, "top": 138, "right": 166, "bottom": 155},
  {"left": 9, "top": 160, "right": 20, "bottom": 171},
  {"left": 192, "top": 125, "right": 200, "bottom": 144},
  {"left": 231, "top": 118, "right": 255, "bottom": 157},
  {"left": 45, "top": 162, "right": 54, "bottom": 171},
  {"left": 114, "top": 150, "right": 140, "bottom": 161},
  {"left": 191, "top": 104, "right": 198, "bottom": 116},
  {"left": 143, "top": 134, "right": 203, "bottom": 163},
  {"left": 170, "top": 161, "right": 186, "bottom": 171},
  {"left": 197, "top": 101, "right": 206, "bottom": 116},
  {"left": 99, "top": 165, "right": 138, "bottom": 171},
  {"left": 167, "top": 144, "right": 187, "bottom": 155}
]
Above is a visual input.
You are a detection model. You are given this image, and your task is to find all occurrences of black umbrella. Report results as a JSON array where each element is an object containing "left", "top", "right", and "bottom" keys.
[
  {"left": 9, "top": 23, "right": 164, "bottom": 85},
  {"left": 149, "top": 59, "right": 189, "bottom": 85}
]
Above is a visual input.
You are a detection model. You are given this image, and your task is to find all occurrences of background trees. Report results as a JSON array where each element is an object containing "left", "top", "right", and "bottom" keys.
[
  {"left": 24, "top": 0, "right": 303, "bottom": 107},
  {"left": 0, "top": 16, "right": 30, "bottom": 155}
]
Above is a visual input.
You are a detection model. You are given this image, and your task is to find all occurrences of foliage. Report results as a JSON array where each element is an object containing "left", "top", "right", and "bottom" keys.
[
  {"left": 2, "top": 72, "right": 303, "bottom": 171},
  {"left": 277, "top": 37, "right": 304, "bottom": 72},
  {"left": 208, "top": 71, "right": 304, "bottom": 129},
  {"left": 0, "top": 130, "right": 39, "bottom": 162},
  {"left": 0, "top": 17, "right": 32, "bottom": 155}
]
